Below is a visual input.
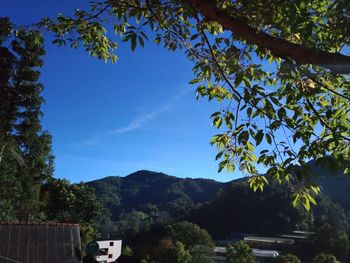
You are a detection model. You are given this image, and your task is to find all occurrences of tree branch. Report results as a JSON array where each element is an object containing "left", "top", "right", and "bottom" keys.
[
  {"left": 189, "top": 0, "right": 350, "bottom": 74},
  {"left": 306, "top": 99, "right": 350, "bottom": 142}
]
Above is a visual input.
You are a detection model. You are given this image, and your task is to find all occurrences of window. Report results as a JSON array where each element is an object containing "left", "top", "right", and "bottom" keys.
[
  {"left": 110, "top": 241, "right": 114, "bottom": 246},
  {"left": 97, "top": 248, "right": 108, "bottom": 255}
]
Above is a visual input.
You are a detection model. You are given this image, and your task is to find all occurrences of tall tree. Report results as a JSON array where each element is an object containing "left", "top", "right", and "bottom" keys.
[
  {"left": 0, "top": 17, "right": 54, "bottom": 219},
  {"left": 37, "top": 0, "right": 350, "bottom": 208}
]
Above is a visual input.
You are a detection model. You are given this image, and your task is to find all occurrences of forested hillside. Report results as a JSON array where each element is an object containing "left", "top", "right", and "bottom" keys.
[
  {"left": 188, "top": 171, "right": 350, "bottom": 239},
  {"left": 86, "top": 166, "right": 350, "bottom": 261},
  {"left": 87, "top": 170, "right": 224, "bottom": 224},
  {"left": 86, "top": 163, "right": 350, "bottom": 246}
]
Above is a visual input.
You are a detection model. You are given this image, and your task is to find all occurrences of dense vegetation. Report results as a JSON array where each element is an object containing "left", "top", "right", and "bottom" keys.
[
  {"left": 0, "top": 19, "right": 103, "bottom": 247},
  {"left": 86, "top": 164, "right": 350, "bottom": 261},
  {"left": 0, "top": 17, "right": 54, "bottom": 221},
  {"left": 87, "top": 170, "right": 224, "bottom": 240}
]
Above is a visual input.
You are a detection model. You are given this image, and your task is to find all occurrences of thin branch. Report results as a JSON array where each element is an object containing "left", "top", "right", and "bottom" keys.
[
  {"left": 306, "top": 98, "right": 350, "bottom": 142},
  {"left": 234, "top": 99, "right": 241, "bottom": 149},
  {"left": 269, "top": 120, "right": 284, "bottom": 163},
  {"left": 84, "top": 4, "right": 112, "bottom": 22},
  {"left": 281, "top": 125, "right": 297, "bottom": 157},
  {"left": 312, "top": 78, "right": 350, "bottom": 101}
]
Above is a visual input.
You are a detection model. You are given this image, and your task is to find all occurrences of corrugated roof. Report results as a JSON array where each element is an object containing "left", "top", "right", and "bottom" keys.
[{"left": 0, "top": 221, "right": 79, "bottom": 226}]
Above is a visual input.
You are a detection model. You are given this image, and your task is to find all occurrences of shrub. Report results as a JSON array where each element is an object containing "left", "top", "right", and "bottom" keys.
[
  {"left": 272, "top": 253, "right": 301, "bottom": 263},
  {"left": 226, "top": 241, "right": 256, "bottom": 263},
  {"left": 313, "top": 253, "right": 340, "bottom": 263}
]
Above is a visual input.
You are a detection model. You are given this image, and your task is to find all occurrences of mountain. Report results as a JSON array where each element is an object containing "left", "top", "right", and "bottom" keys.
[
  {"left": 317, "top": 176, "right": 350, "bottom": 212},
  {"left": 86, "top": 164, "right": 350, "bottom": 241},
  {"left": 87, "top": 170, "right": 225, "bottom": 220},
  {"left": 187, "top": 161, "right": 350, "bottom": 239},
  {"left": 297, "top": 158, "right": 350, "bottom": 211}
]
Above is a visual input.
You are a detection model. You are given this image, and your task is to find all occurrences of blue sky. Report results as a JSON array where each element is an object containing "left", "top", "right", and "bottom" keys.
[{"left": 1, "top": 0, "right": 243, "bottom": 182}]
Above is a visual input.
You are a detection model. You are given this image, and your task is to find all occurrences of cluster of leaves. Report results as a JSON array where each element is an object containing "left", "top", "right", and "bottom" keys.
[{"left": 35, "top": 0, "right": 350, "bottom": 210}]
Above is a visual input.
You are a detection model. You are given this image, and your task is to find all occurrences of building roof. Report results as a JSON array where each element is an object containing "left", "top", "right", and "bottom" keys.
[{"left": 0, "top": 221, "right": 79, "bottom": 226}]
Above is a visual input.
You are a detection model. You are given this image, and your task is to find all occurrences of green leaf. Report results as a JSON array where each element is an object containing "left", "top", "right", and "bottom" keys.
[
  {"left": 189, "top": 78, "right": 201, "bottom": 84},
  {"left": 213, "top": 117, "right": 223, "bottom": 128},
  {"left": 234, "top": 73, "right": 243, "bottom": 87},
  {"left": 307, "top": 194, "right": 317, "bottom": 205},
  {"left": 292, "top": 194, "right": 300, "bottom": 208},
  {"left": 265, "top": 133, "right": 272, "bottom": 145},
  {"left": 215, "top": 151, "right": 223, "bottom": 160},
  {"left": 131, "top": 35, "right": 137, "bottom": 51},
  {"left": 303, "top": 198, "right": 311, "bottom": 211},
  {"left": 255, "top": 130, "right": 264, "bottom": 146},
  {"left": 138, "top": 35, "right": 144, "bottom": 48}
]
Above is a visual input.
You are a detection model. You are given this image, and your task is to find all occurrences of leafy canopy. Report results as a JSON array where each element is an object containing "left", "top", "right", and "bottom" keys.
[
  {"left": 226, "top": 241, "right": 256, "bottom": 263},
  {"left": 33, "top": 0, "right": 350, "bottom": 209}
]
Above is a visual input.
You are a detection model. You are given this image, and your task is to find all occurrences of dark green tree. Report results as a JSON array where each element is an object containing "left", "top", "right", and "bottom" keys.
[
  {"left": 122, "top": 245, "right": 134, "bottom": 256},
  {"left": 0, "top": 17, "right": 54, "bottom": 220},
  {"left": 152, "top": 239, "right": 192, "bottom": 263},
  {"left": 41, "top": 179, "right": 104, "bottom": 245},
  {"left": 189, "top": 181, "right": 303, "bottom": 238},
  {"left": 164, "top": 221, "right": 215, "bottom": 249},
  {"left": 225, "top": 241, "right": 256, "bottom": 263},
  {"left": 313, "top": 253, "right": 340, "bottom": 263},
  {"left": 313, "top": 198, "right": 350, "bottom": 258}
]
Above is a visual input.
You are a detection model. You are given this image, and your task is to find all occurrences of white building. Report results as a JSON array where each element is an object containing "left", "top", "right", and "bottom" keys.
[{"left": 95, "top": 240, "right": 122, "bottom": 263}]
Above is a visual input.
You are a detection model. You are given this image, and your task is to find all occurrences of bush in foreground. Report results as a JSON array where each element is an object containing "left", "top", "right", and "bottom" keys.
[
  {"left": 313, "top": 253, "right": 340, "bottom": 263},
  {"left": 272, "top": 253, "right": 301, "bottom": 263}
]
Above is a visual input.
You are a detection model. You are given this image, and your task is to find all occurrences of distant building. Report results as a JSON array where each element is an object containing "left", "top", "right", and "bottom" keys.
[
  {"left": 95, "top": 240, "right": 122, "bottom": 263},
  {"left": 212, "top": 246, "right": 279, "bottom": 262},
  {"left": 244, "top": 236, "right": 294, "bottom": 245},
  {"left": 0, "top": 222, "right": 81, "bottom": 263}
]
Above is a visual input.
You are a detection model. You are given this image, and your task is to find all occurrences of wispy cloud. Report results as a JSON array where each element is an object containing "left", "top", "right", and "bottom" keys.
[
  {"left": 107, "top": 103, "right": 172, "bottom": 135},
  {"left": 80, "top": 89, "right": 190, "bottom": 145},
  {"left": 80, "top": 135, "right": 103, "bottom": 146}
]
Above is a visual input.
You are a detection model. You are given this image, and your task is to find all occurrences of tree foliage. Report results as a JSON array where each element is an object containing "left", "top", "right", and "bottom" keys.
[
  {"left": 35, "top": 0, "right": 350, "bottom": 209},
  {"left": 0, "top": 19, "right": 103, "bottom": 247},
  {"left": 41, "top": 179, "right": 104, "bottom": 245},
  {"left": 164, "top": 221, "right": 214, "bottom": 249},
  {"left": 189, "top": 180, "right": 304, "bottom": 238},
  {"left": 272, "top": 253, "right": 301, "bottom": 263},
  {"left": 0, "top": 17, "right": 54, "bottom": 219},
  {"left": 313, "top": 253, "right": 340, "bottom": 263},
  {"left": 313, "top": 198, "right": 350, "bottom": 258},
  {"left": 226, "top": 241, "right": 256, "bottom": 263},
  {"left": 152, "top": 239, "right": 192, "bottom": 263}
]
